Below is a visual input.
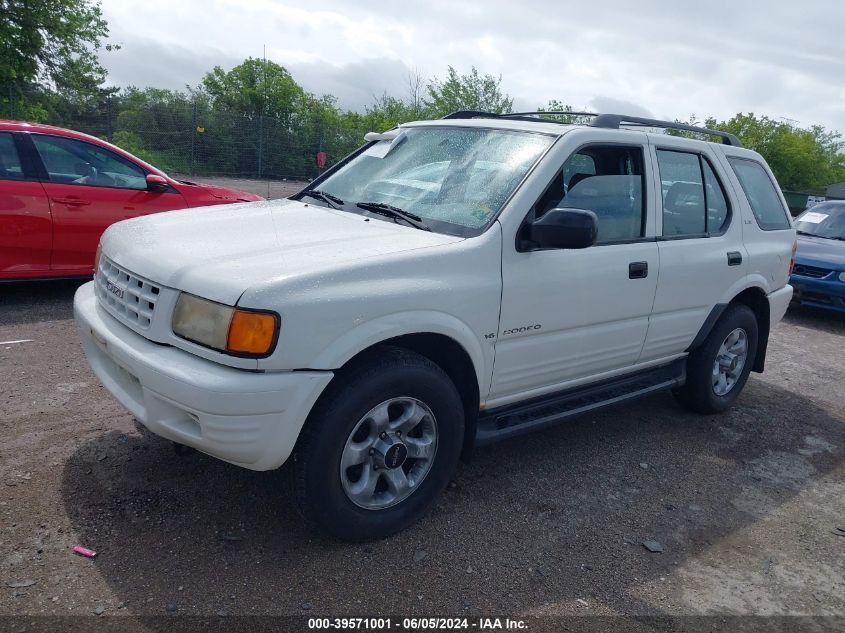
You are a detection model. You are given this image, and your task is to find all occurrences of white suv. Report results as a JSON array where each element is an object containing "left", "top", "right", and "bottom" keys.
[{"left": 74, "top": 112, "right": 795, "bottom": 540}]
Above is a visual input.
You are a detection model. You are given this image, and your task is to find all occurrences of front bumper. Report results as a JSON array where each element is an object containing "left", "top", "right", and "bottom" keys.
[
  {"left": 74, "top": 282, "right": 333, "bottom": 470},
  {"left": 790, "top": 274, "right": 845, "bottom": 313}
]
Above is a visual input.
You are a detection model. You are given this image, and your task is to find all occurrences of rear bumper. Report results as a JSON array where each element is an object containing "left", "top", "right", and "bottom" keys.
[
  {"left": 790, "top": 274, "right": 845, "bottom": 313},
  {"left": 768, "top": 284, "right": 794, "bottom": 325},
  {"left": 74, "top": 282, "right": 333, "bottom": 470}
]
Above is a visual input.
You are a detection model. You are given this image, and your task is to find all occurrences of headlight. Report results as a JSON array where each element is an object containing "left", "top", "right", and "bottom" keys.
[
  {"left": 172, "top": 293, "right": 279, "bottom": 357},
  {"left": 840, "top": 272, "right": 845, "bottom": 283}
]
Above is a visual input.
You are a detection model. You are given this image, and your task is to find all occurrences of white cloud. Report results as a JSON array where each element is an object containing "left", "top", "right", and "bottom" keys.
[{"left": 100, "top": 0, "right": 845, "bottom": 133}]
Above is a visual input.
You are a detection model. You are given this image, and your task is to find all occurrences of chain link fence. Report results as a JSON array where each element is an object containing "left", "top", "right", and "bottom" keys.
[{"left": 4, "top": 87, "right": 369, "bottom": 182}]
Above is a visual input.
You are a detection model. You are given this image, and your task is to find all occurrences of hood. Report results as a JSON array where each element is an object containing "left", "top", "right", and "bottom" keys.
[
  {"left": 101, "top": 199, "right": 463, "bottom": 304},
  {"left": 175, "top": 179, "right": 264, "bottom": 202},
  {"left": 795, "top": 235, "right": 845, "bottom": 269}
]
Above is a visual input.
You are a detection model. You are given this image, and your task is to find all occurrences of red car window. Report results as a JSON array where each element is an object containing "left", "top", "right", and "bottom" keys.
[
  {"left": 32, "top": 134, "right": 148, "bottom": 191},
  {"left": 0, "top": 133, "right": 26, "bottom": 180}
]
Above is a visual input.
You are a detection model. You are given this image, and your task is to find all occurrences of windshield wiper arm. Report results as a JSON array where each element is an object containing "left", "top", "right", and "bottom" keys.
[
  {"left": 356, "top": 201, "right": 431, "bottom": 231},
  {"left": 298, "top": 189, "right": 345, "bottom": 209}
]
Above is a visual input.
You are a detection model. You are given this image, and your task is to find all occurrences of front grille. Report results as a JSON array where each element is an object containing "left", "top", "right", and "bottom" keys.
[
  {"left": 793, "top": 264, "right": 832, "bottom": 279},
  {"left": 95, "top": 255, "right": 161, "bottom": 329}
]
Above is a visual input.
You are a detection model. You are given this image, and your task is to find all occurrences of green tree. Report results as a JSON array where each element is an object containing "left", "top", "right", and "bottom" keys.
[
  {"left": 361, "top": 93, "right": 419, "bottom": 132},
  {"left": 201, "top": 58, "right": 307, "bottom": 120},
  {"left": 1, "top": 0, "right": 111, "bottom": 89},
  {"left": 536, "top": 100, "right": 591, "bottom": 123},
  {"left": 425, "top": 66, "right": 513, "bottom": 117},
  {"left": 703, "top": 113, "right": 845, "bottom": 191}
]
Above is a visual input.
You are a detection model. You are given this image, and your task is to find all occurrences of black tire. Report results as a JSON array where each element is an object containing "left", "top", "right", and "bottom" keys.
[
  {"left": 292, "top": 347, "right": 464, "bottom": 541},
  {"left": 674, "top": 303, "right": 759, "bottom": 414}
]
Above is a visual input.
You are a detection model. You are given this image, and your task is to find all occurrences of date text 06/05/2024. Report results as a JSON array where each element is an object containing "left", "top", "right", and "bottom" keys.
[{"left": 307, "top": 617, "right": 528, "bottom": 630}]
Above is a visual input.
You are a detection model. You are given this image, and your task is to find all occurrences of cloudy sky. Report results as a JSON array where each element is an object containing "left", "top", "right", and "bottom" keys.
[{"left": 101, "top": 0, "right": 845, "bottom": 132}]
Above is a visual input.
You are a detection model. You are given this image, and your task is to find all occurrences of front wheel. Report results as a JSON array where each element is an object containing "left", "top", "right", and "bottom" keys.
[
  {"left": 292, "top": 348, "right": 464, "bottom": 541},
  {"left": 674, "top": 303, "right": 759, "bottom": 414}
]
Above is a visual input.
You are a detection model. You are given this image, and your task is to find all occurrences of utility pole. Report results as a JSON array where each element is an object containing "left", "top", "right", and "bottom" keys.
[
  {"left": 257, "top": 44, "right": 267, "bottom": 179},
  {"left": 190, "top": 99, "right": 197, "bottom": 176}
]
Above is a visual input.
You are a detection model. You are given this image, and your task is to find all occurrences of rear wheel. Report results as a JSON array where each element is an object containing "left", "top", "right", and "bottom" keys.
[
  {"left": 675, "top": 303, "right": 759, "bottom": 414},
  {"left": 292, "top": 348, "right": 464, "bottom": 541}
]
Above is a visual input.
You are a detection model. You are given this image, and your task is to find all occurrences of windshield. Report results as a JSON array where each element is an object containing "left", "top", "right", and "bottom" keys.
[
  {"left": 302, "top": 126, "right": 555, "bottom": 236},
  {"left": 795, "top": 204, "right": 845, "bottom": 239}
]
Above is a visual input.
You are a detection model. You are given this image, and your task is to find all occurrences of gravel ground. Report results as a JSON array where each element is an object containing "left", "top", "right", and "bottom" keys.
[{"left": 1, "top": 281, "right": 844, "bottom": 630}]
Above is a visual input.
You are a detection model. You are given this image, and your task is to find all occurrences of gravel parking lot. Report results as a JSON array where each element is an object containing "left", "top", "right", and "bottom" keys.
[{"left": 1, "top": 280, "right": 843, "bottom": 630}]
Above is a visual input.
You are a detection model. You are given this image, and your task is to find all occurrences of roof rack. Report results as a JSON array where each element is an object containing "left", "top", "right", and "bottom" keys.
[
  {"left": 441, "top": 110, "right": 742, "bottom": 147},
  {"left": 506, "top": 111, "right": 598, "bottom": 119},
  {"left": 441, "top": 110, "right": 498, "bottom": 119},
  {"left": 442, "top": 110, "right": 597, "bottom": 120},
  {"left": 590, "top": 114, "right": 741, "bottom": 146}
]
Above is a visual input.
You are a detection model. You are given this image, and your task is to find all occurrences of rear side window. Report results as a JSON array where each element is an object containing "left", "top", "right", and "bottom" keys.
[
  {"left": 656, "top": 150, "right": 730, "bottom": 237},
  {"left": 727, "top": 158, "right": 791, "bottom": 230},
  {"left": 0, "top": 133, "right": 25, "bottom": 180}
]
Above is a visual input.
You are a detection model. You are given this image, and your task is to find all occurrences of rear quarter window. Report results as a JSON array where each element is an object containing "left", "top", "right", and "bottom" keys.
[{"left": 727, "top": 157, "right": 791, "bottom": 230}]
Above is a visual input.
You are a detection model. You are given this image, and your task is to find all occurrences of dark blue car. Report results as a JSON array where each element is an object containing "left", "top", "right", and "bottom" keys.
[{"left": 790, "top": 201, "right": 845, "bottom": 313}]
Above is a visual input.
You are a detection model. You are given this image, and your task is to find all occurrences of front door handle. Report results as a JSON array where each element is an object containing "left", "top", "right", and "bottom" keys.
[
  {"left": 727, "top": 251, "right": 743, "bottom": 266},
  {"left": 629, "top": 261, "right": 648, "bottom": 279},
  {"left": 53, "top": 197, "right": 91, "bottom": 207}
]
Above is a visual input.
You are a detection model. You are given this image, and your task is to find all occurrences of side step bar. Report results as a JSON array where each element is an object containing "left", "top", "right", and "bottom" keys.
[{"left": 475, "top": 359, "right": 686, "bottom": 446}]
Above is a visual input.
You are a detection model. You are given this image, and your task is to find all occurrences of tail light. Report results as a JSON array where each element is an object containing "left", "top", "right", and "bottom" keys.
[{"left": 788, "top": 240, "right": 797, "bottom": 275}]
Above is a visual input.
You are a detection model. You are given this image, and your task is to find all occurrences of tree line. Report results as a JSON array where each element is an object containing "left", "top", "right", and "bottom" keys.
[{"left": 2, "top": 0, "right": 844, "bottom": 189}]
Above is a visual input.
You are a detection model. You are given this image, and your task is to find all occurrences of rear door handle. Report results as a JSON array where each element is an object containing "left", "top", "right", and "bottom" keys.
[
  {"left": 629, "top": 261, "right": 648, "bottom": 279},
  {"left": 52, "top": 197, "right": 91, "bottom": 206},
  {"left": 727, "top": 251, "right": 743, "bottom": 266}
]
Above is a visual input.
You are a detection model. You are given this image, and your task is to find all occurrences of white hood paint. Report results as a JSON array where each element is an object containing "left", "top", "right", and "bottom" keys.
[{"left": 101, "top": 199, "right": 463, "bottom": 304}]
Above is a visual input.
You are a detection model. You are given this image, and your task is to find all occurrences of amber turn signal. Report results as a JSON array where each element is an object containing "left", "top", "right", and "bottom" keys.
[{"left": 226, "top": 310, "right": 279, "bottom": 355}]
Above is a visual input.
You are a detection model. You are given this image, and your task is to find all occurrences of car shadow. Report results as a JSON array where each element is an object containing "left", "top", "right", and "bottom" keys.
[
  {"left": 60, "top": 377, "right": 844, "bottom": 620},
  {"left": 783, "top": 303, "right": 845, "bottom": 335},
  {"left": 0, "top": 279, "right": 88, "bottom": 326}
]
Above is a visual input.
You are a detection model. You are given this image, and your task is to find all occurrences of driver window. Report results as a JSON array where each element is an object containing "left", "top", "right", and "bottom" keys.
[
  {"left": 532, "top": 144, "right": 646, "bottom": 243},
  {"left": 32, "top": 134, "right": 147, "bottom": 190}
]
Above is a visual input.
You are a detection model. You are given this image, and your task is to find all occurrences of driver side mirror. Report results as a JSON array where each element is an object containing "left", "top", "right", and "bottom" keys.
[
  {"left": 524, "top": 208, "right": 598, "bottom": 250},
  {"left": 146, "top": 174, "right": 170, "bottom": 192}
]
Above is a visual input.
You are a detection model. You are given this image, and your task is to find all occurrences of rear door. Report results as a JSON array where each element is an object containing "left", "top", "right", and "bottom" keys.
[
  {"left": 26, "top": 133, "right": 187, "bottom": 275},
  {"left": 0, "top": 132, "right": 53, "bottom": 279},
  {"left": 640, "top": 137, "right": 747, "bottom": 361}
]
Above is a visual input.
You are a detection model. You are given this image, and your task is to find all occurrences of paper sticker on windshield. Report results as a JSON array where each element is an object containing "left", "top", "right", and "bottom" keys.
[
  {"left": 363, "top": 140, "right": 392, "bottom": 158},
  {"left": 800, "top": 212, "right": 828, "bottom": 224},
  {"left": 362, "top": 132, "right": 406, "bottom": 159}
]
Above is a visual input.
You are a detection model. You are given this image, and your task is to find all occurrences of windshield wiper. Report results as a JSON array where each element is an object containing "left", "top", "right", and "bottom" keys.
[
  {"left": 298, "top": 189, "right": 345, "bottom": 209},
  {"left": 356, "top": 201, "right": 431, "bottom": 231}
]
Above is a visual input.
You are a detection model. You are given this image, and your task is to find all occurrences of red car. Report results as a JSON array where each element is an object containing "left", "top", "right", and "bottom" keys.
[{"left": 0, "top": 120, "right": 263, "bottom": 281}]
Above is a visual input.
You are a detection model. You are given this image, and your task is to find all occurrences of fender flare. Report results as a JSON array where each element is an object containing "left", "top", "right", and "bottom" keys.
[
  {"left": 309, "top": 310, "right": 488, "bottom": 394},
  {"left": 686, "top": 288, "right": 771, "bottom": 373},
  {"left": 685, "top": 303, "right": 728, "bottom": 352}
]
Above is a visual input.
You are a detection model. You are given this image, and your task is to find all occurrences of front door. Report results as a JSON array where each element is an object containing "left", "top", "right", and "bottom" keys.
[
  {"left": 0, "top": 132, "right": 53, "bottom": 279},
  {"left": 491, "top": 137, "right": 659, "bottom": 402},
  {"left": 26, "top": 133, "right": 187, "bottom": 275}
]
